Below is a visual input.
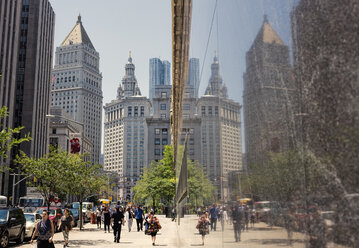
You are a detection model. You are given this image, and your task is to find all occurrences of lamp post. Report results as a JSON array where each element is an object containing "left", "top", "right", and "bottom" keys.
[
  {"left": 46, "top": 114, "right": 85, "bottom": 154},
  {"left": 11, "top": 173, "right": 31, "bottom": 206}
]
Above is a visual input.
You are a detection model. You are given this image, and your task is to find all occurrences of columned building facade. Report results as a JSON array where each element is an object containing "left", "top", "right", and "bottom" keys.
[
  {"left": 104, "top": 55, "right": 151, "bottom": 202},
  {"left": 198, "top": 56, "right": 242, "bottom": 202},
  {"left": 51, "top": 15, "right": 103, "bottom": 164}
]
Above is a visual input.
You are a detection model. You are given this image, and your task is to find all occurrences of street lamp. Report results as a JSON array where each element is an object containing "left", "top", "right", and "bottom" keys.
[
  {"left": 11, "top": 173, "right": 31, "bottom": 206},
  {"left": 46, "top": 114, "right": 85, "bottom": 154}
]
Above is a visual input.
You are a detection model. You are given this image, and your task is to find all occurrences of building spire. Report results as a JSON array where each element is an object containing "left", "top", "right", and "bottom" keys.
[
  {"left": 263, "top": 14, "right": 268, "bottom": 23},
  {"left": 128, "top": 50, "right": 132, "bottom": 63},
  {"left": 77, "top": 13, "right": 82, "bottom": 23}
]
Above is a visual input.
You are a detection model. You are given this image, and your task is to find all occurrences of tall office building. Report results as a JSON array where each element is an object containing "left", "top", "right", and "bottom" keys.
[
  {"left": 187, "top": 58, "right": 200, "bottom": 98},
  {"left": 51, "top": 15, "right": 103, "bottom": 164},
  {"left": 149, "top": 58, "right": 171, "bottom": 101},
  {"left": 197, "top": 55, "right": 242, "bottom": 201},
  {"left": 0, "top": 0, "right": 55, "bottom": 198},
  {"left": 243, "top": 16, "right": 294, "bottom": 168},
  {"left": 104, "top": 54, "right": 151, "bottom": 201}
]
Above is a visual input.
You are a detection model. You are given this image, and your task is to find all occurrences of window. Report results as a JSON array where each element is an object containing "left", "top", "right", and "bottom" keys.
[
  {"left": 134, "top": 106, "right": 138, "bottom": 116},
  {"left": 190, "top": 128, "right": 194, "bottom": 134},
  {"left": 155, "top": 129, "right": 160, "bottom": 135},
  {"left": 155, "top": 138, "right": 160, "bottom": 145},
  {"left": 154, "top": 149, "right": 160, "bottom": 155},
  {"left": 215, "top": 106, "right": 219, "bottom": 115},
  {"left": 161, "top": 92, "right": 167, "bottom": 98},
  {"left": 189, "top": 148, "right": 195, "bottom": 155},
  {"left": 161, "top": 114, "right": 166, "bottom": 119},
  {"left": 201, "top": 106, "right": 206, "bottom": 116},
  {"left": 128, "top": 106, "right": 132, "bottom": 116},
  {"left": 160, "top": 104, "right": 166, "bottom": 110},
  {"left": 189, "top": 139, "right": 194, "bottom": 145},
  {"left": 183, "top": 104, "right": 190, "bottom": 110},
  {"left": 208, "top": 106, "right": 213, "bottom": 116},
  {"left": 52, "top": 128, "right": 56, "bottom": 134},
  {"left": 140, "top": 106, "right": 144, "bottom": 116},
  {"left": 162, "top": 139, "right": 168, "bottom": 145},
  {"left": 183, "top": 114, "right": 189, "bottom": 119},
  {"left": 162, "top": 128, "right": 168, "bottom": 134}
]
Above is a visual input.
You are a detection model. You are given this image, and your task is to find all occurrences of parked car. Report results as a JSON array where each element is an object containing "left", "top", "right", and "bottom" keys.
[
  {"left": 35, "top": 207, "right": 62, "bottom": 232},
  {"left": 24, "top": 213, "right": 42, "bottom": 240},
  {"left": 0, "top": 208, "right": 26, "bottom": 247},
  {"left": 254, "top": 201, "right": 271, "bottom": 222}
]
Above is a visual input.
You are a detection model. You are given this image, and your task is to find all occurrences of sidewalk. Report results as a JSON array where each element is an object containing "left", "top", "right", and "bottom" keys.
[{"left": 17, "top": 215, "right": 345, "bottom": 248}]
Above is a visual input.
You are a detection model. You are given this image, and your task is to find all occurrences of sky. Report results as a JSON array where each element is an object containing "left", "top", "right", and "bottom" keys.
[{"left": 49, "top": 0, "right": 295, "bottom": 153}]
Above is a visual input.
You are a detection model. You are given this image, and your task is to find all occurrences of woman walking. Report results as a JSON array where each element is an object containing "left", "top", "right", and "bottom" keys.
[
  {"left": 59, "top": 208, "right": 73, "bottom": 247},
  {"left": 125, "top": 206, "right": 135, "bottom": 232},
  {"left": 96, "top": 207, "right": 102, "bottom": 229},
  {"left": 30, "top": 210, "right": 55, "bottom": 248},
  {"left": 103, "top": 206, "right": 111, "bottom": 233},
  {"left": 147, "top": 211, "right": 161, "bottom": 246},
  {"left": 196, "top": 211, "right": 210, "bottom": 246}
]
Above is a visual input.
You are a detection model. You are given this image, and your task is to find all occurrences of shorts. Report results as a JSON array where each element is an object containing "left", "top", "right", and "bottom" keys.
[
  {"left": 199, "top": 230, "right": 207, "bottom": 236},
  {"left": 150, "top": 231, "right": 157, "bottom": 237},
  {"left": 62, "top": 230, "right": 69, "bottom": 241}
]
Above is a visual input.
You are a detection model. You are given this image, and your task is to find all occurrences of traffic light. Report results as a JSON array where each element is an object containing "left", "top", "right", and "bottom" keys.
[{"left": 70, "top": 138, "right": 81, "bottom": 153}]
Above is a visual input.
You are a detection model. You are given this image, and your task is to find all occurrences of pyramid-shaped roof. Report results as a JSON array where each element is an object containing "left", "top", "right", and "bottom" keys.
[
  {"left": 255, "top": 16, "right": 284, "bottom": 45},
  {"left": 61, "top": 15, "right": 95, "bottom": 49}
]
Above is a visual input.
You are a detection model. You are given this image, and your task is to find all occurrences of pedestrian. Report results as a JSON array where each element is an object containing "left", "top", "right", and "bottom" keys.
[
  {"left": 244, "top": 206, "right": 249, "bottom": 231},
  {"left": 250, "top": 209, "right": 255, "bottom": 228},
  {"left": 284, "top": 208, "right": 298, "bottom": 246},
  {"left": 171, "top": 207, "right": 176, "bottom": 222},
  {"left": 135, "top": 205, "right": 145, "bottom": 232},
  {"left": 125, "top": 206, "right": 135, "bottom": 232},
  {"left": 30, "top": 210, "right": 55, "bottom": 248},
  {"left": 103, "top": 206, "right": 111, "bottom": 233},
  {"left": 219, "top": 207, "right": 225, "bottom": 231},
  {"left": 196, "top": 212, "right": 210, "bottom": 246},
  {"left": 231, "top": 205, "right": 243, "bottom": 242},
  {"left": 111, "top": 206, "right": 126, "bottom": 243},
  {"left": 147, "top": 211, "right": 161, "bottom": 246},
  {"left": 209, "top": 204, "right": 219, "bottom": 231},
  {"left": 309, "top": 209, "right": 327, "bottom": 248},
  {"left": 96, "top": 207, "right": 102, "bottom": 229},
  {"left": 59, "top": 208, "right": 73, "bottom": 248}
]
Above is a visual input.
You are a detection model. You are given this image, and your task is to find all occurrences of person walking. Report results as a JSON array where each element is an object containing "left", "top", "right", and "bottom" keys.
[
  {"left": 244, "top": 206, "right": 249, "bottom": 231},
  {"left": 147, "top": 211, "right": 161, "bottom": 246},
  {"left": 125, "top": 206, "right": 135, "bottom": 232},
  {"left": 59, "top": 208, "right": 73, "bottom": 248},
  {"left": 209, "top": 204, "right": 219, "bottom": 231},
  {"left": 30, "top": 210, "right": 55, "bottom": 248},
  {"left": 309, "top": 209, "right": 327, "bottom": 248},
  {"left": 103, "top": 206, "right": 111, "bottom": 233},
  {"left": 196, "top": 212, "right": 210, "bottom": 246},
  {"left": 96, "top": 207, "right": 102, "bottom": 229},
  {"left": 231, "top": 205, "right": 243, "bottom": 242},
  {"left": 171, "top": 207, "right": 176, "bottom": 222},
  {"left": 111, "top": 206, "right": 126, "bottom": 243},
  {"left": 250, "top": 209, "right": 256, "bottom": 228},
  {"left": 135, "top": 205, "right": 145, "bottom": 232},
  {"left": 284, "top": 208, "right": 298, "bottom": 246}
]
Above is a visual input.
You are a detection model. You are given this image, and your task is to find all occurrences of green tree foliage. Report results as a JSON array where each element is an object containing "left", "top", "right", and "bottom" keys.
[
  {"left": 133, "top": 145, "right": 214, "bottom": 208},
  {"left": 0, "top": 106, "right": 31, "bottom": 160}
]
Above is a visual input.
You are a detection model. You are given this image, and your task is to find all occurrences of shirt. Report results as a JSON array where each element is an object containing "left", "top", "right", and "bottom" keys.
[
  {"left": 210, "top": 207, "right": 219, "bottom": 219},
  {"left": 111, "top": 211, "right": 124, "bottom": 227},
  {"left": 135, "top": 208, "right": 144, "bottom": 219}
]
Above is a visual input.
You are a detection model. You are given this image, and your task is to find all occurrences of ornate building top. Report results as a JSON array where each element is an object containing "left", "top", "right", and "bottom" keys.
[
  {"left": 117, "top": 52, "right": 141, "bottom": 99},
  {"left": 61, "top": 15, "right": 95, "bottom": 49},
  {"left": 204, "top": 54, "right": 228, "bottom": 98}
]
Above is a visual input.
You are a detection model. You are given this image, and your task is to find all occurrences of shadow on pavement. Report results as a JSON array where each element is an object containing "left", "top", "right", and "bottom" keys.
[
  {"left": 54, "top": 239, "right": 113, "bottom": 247},
  {"left": 246, "top": 238, "right": 305, "bottom": 246}
]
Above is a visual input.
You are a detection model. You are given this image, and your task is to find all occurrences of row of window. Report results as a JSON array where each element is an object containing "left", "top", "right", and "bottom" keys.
[{"left": 128, "top": 106, "right": 145, "bottom": 117}]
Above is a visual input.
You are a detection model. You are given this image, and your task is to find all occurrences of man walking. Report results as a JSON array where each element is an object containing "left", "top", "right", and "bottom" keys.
[
  {"left": 111, "top": 206, "right": 125, "bottom": 243},
  {"left": 231, "top": 205, "right": 243, "bottom": 242},
  {"left": 209, "top": 204, "right": 219, "bottom": 231},
  {"left": 135, "top": 205, "right": 145, "bottom": 232}
]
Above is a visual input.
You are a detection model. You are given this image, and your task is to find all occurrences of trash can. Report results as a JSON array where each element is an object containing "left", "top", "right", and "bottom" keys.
[{"left": 91, "top": 212, "right": 96, "bottom": 224}]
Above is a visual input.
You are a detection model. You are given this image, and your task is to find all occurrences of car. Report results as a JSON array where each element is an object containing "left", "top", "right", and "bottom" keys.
[
  {"left": 24, "top": 213, "right": 42, "bottom": 240},
  {"left": 0, "top": 208, "right": 26, "bottom": 247},
  {"left": 68, "top": 208, "right": 79, "bottom": 227},
  {"left": 35, "top": 207, "right": 62, "bottom": 232}
]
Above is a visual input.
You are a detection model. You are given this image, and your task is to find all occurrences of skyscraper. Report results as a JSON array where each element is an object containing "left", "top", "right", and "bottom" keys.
[
  {"left": 104, "top": 54, "right": 151, "bottom": 201},
  {"left": 51, "top": 15, "right": 103, "bottom": 164},
  {"left": 197, "top": 55, "right": 242, "bottom": 201},
  {"left": 149, "top": 58, "right": 171, "bottom": 101},
  {"left": 243, "top": 16, "right": 294, "bottom": 168},
  {"left": 0, "top": 0, "right": 55, "bottom": 198},
  {"left": 187, "top": 58, "right": 200, "bottom": 98}
]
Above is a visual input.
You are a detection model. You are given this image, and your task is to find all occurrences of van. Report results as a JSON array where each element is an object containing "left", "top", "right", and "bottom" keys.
[{"left": 0, "top": 196, "right": 7, "bottom": 208}]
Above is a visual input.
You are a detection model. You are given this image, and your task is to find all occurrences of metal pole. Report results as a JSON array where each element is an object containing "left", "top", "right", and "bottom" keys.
[{"left": 12, "top": 174, "right": 16, "bottom": 206}]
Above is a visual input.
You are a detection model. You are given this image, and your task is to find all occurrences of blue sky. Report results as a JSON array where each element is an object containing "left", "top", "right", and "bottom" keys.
[{"left": 49, "top": 0, "right": 295, "bottom": 152}]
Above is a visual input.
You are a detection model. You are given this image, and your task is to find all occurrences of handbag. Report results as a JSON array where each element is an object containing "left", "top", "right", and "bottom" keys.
[{"left": 49, "top": 241, "right": 55, "bottom": 248}]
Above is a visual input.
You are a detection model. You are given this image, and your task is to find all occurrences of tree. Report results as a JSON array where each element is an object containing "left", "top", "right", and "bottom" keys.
[
  {"left": 133, "top": 145, "right": 214, "bottom": 208},
  {"left": 0, "top": 106, "right": 31, "bottom": 162},
  {"left": 16, "top": 147, "right": 69, "bottom": 210}
]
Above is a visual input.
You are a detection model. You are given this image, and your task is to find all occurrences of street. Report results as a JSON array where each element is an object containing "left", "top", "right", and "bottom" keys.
[{"left": 10, "top": 215, "right": 346, "bottom": 248}]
